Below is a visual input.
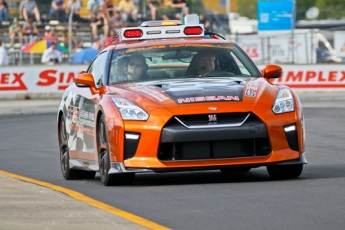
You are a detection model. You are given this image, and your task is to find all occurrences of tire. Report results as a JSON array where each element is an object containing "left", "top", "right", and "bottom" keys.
[
  {"left": 267, "top": 164, "right": 303, "bottom": 180},
  {"left": 59, "top": 115, "right": 78, "bottom": 180},
  {"left": 59, "top": 115, "right": 96, "bottom": 180},
  {"left": 98, "top": 115, "right": 135, "bottom": 186},
  {"left": 220, "top": 167, "right": 251, "bottom": 174}
]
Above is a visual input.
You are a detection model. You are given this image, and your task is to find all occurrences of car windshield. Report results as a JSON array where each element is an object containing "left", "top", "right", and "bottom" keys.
[{"left": 108, "top": 43, "right": 260, "bottom": 84}]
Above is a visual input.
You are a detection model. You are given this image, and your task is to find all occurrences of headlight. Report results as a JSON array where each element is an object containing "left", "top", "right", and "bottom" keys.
[
  {"left": 111, "top": 98, "right": 149, "bottom": 120},
  {"left": 272, "top": 89, "right": 294, "bottom": 114}
]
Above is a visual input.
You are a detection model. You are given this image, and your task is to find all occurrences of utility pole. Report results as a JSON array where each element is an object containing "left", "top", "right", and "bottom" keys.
[
  {"left": 226, "top": 0, "right": 231, "bottom": 15},
  {"left": 226, "top": 0, "right": 231, "bottom": 34}
]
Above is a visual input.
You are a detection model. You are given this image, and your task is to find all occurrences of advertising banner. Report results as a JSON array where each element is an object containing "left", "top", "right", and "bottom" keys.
[
  {"left": 1, "top": 64, "right": 344, "bottom": 99},
  {"left": 258, "top": 65, "right": 345, "bottom": 88},
  {"left": 258, "top": 0, "right": 296, "bottom": 32},
  {"left": 0, "top": 65, "right": 86, "bottom": 95}
]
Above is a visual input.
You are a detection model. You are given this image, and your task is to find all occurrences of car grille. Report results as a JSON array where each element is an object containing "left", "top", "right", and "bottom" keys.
[
  {"left": 158, "top": 138, "right": 271, "bottom": 160},
  {"left": 158, "top": 113, "right": 271, "bottom": 161}
]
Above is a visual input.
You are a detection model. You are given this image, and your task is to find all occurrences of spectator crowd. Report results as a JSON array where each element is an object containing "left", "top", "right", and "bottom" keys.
[{"left": 0, "top": 0, "right": 211, "bottom": 65}]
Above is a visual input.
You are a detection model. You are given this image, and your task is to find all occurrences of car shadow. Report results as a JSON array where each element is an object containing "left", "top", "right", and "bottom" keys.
[
  {"left": 127, "top": 163, "right": 345, "bottom": 186},
  {"left": 87, "top": 164, "right": 345, "bottom": 187}
]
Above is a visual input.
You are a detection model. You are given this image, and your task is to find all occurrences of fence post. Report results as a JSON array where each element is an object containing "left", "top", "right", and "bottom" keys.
[{"left": 68, "top": 11, "right": 73, "bottom": 64}]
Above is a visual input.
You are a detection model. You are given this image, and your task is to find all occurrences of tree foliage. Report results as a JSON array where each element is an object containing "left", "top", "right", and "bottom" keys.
[{"left": 236, "top": 0, "right": 345, "bottom": 21}]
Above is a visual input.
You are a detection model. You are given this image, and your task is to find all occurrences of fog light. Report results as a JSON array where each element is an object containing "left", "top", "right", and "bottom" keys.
[
  {"left": 125, "top": 134, "right": 139, "bottom": 139},
  {"left": 284, "top": 125, "right": 296, "bottom": 132}
]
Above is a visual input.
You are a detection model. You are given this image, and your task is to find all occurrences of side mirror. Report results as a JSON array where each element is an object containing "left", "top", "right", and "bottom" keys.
[
  {"left": 263, "top": 64, "right": 282, "bottom": 80},
  {"left": 74, "top": 73, "right": 106, "bottom": 95}
]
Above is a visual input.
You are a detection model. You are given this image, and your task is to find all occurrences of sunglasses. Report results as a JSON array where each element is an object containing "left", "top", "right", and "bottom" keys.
[{"left": 128, "top": 61, "right": 143, "bottom": 68}]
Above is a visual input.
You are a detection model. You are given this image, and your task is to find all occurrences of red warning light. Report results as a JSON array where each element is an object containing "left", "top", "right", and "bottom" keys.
[
  {"left": 184, "top": 26, "right": 203, "bottom": 35},
  {"left": 124, "top": 29, "right": 143, "bottom": 38}
]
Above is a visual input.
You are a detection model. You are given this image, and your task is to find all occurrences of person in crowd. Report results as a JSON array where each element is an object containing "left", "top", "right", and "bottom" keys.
[
  {"left": 71, "top": 36, "right": 84, "bottom": 52},
  {"left": 0, "top": 0, "right": 8, "bottom": 22},
  {"left": 19, "top": 0, "right": 41, "bottom": 22},
  {"left": 199, "top": 13, "right": 211, "bottom": 31},
  {"left": 118, "top": 0, "right": 138, "bottom": 23},
  {"left": 161, "top": 0, "right": 189, "bottom": 20},
  {"left": 147, "top": 0, "right": 162, "bottom": 20},
  {"left": 87, "top": 0, "right": 104, "bottom": 22},
  {"left": 103, "top": 0, "right": 115, "bottom": 19},
  {"left": 43, "top": 26, "right": 59, "bottom": 43},
  {"left": 91, "top": 37, "right": 102, "bottom": 50},
  {"left": 9, "top": 18, "right": 23, "bottom": 45},
  {"left": 67, "top": 0, "right": 87, "bottom": 22},
  {"left": 21, "top": 16, "right": 38, "bottom": 44},
  {"left": 126, "top": 53, "right": 149, "bottom": 81},
  {"left": 49, "top": 0, "right": 67, "bottom": 22},
  {"left": 0, "top": 41, "right": 9, "bottom": 66},
  {"left": 104, "top": 32, "right": 120, "bottom": 48},
  {"left": 41, "top": 42, "right": 62, "bottom": 64},
  {"left": 108, "top": 10, "right": 126, "bottom": 30},
  {"left": 105, "top": 29, "right": 116, "bottom": 46},
  {"left": 90, "top": 9, "right": 109, "bottom": 39}
]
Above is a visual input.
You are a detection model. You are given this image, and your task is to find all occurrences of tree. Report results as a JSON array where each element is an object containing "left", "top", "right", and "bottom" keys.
[{"left": 236, "top": 0, "right": 345, "bottom": 21}]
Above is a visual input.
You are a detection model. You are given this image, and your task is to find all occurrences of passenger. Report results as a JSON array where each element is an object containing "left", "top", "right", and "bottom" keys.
[{"left": 126, "top": 53, "right": 148, "bottom": 81}]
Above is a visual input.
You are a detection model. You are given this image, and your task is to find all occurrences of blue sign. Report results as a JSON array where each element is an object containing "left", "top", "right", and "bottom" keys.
[{"left": 257, "top": 0, "right": 296, "bottom": 31}]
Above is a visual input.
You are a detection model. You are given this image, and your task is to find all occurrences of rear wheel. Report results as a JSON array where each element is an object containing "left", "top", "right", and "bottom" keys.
[
  {"left": 59, "top": 115, "right": 96, "bottom": 180},
  {"left": 59, "top": 115, "right": 78, "bottom": 180},
  {"left": 267, "top": 164, "right": 303, "bottom": 179},
  {"left": 98, "top": 115, "right": 134, "bottom": 186}
]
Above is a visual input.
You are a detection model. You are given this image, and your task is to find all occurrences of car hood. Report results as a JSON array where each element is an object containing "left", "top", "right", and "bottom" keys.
[{"left": 108, "top": 77, "right": 278, "bottom": 111}]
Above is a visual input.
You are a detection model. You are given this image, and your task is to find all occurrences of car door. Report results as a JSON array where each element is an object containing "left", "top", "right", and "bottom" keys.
[{"left": 67, "top": 51, "right": 108, "bottom": 161}]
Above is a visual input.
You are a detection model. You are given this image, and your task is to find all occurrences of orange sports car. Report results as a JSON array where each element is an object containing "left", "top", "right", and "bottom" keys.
[{"left": 57, "top": 14, "right": 306, "bottom": 186}]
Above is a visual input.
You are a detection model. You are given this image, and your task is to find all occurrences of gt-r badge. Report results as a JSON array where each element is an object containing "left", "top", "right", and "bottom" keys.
[
  {"left": 209, "top": 114, "right": 217, "bottom": 122},
  {"left": 208, "top": 107, "right": 217, "bottom": 110}
]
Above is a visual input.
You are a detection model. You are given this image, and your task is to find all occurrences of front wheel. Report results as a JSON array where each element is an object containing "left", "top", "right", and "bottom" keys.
[
  {"left": 267, "top": 164, "right": 303, "bottom": 179},
  {"left": 98, "top": 115, "right": 135, "bottom": 186}
]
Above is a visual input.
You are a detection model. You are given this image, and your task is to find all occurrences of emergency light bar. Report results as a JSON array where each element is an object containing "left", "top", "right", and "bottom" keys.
[{"left": 120, "top": 14, "right": 204, "bottom": 41}]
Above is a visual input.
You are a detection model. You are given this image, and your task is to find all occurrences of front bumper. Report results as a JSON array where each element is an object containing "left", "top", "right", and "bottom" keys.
[{"left": 109, "top": 152, "right": 307, "bottom": 174}]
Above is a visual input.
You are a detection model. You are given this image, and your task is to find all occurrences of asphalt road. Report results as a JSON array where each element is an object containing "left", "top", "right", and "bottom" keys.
[{"left": 0, "top": 107, "right": 344, "bottom": 230}]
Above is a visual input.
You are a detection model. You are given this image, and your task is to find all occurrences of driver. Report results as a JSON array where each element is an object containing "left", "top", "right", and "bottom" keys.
[
  {"left": 126, "top": 53, "right": 149, "bottom": 81},
  {"left": 194, "top": 51, "right": 216, "bottom": 76}
]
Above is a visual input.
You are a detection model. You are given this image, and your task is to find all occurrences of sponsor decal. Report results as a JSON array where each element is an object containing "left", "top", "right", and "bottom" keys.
[
  {"left": 130, "top": 86, "right": 169, "bottom": 102},
  {"left": 69, "top": 124, "right": 94, "bottom": 136},
  {"left": 177, "top": 96, "right": 240, "bottom": 104},
  {"left": 245, "top": 78, "right": 258, "bottom": 97},
  {"left": 170, "top": 44, "right": 233, "bottom": 50},
  {"left": 0, "top": 72, "right": 27, "bottom": 91},
  {"left": 119, "top": 45, "right": 166, "bottom": 55},
  {"left": 67, "top": 105, "right": 95, "bottom": 134}
]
